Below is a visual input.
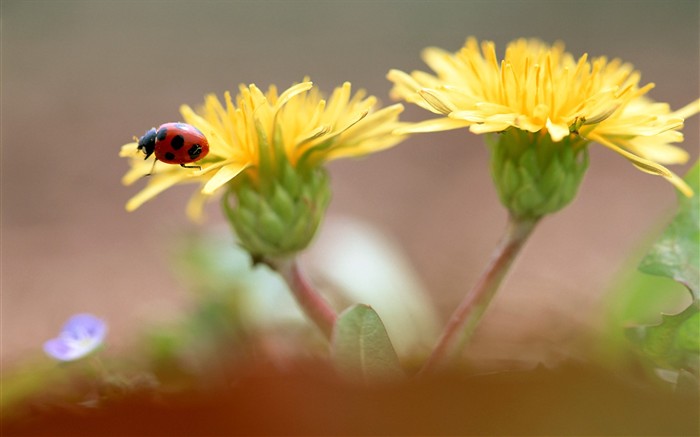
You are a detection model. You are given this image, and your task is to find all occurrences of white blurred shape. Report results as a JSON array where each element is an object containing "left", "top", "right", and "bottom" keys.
[{"left": 304, "top": 215, "right": 440, "bottom": 358}]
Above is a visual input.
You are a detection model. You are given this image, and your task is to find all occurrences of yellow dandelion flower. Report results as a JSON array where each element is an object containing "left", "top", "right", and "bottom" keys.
[
  {"left": 121, "top": 80, "right": 406, "bottom": 219},
  {"left": 388, "top": 37, "right": 699, "bottom": 200},
  {"left": 121, "top": 80, "right": 406, "bottom": 257}
]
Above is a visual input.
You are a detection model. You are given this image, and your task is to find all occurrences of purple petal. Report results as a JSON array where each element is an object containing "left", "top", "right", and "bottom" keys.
[
  {"left": 43, "top": 338, "right": 87, "bottom": 361},
  {"left": 43, "top": 338, "right": 71, "bottom": 360},
  {"left": 62, "top": 313, "right": 107, "bottom": 343},
  {"left": 44, "top": 313, "right": 108, "bottom": 361}
]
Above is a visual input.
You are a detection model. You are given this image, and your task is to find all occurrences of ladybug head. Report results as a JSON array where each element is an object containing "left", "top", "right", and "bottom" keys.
[{"left": 137, "top": 128, "right": 157, "bottom": 159}]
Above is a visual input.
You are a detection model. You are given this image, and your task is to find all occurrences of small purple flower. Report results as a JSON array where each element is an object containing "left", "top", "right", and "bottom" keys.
[{"left": 44, "top": 313, "right": 107, "bottom": 361}]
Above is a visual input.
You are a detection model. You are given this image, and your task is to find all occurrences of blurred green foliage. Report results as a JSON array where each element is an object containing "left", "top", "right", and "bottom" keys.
[
  {"left": 639, "top": 163, "right": 699, "bottom": 298},
  {"left": 602, "top": 162, "right": 699, "bottom": 388}
]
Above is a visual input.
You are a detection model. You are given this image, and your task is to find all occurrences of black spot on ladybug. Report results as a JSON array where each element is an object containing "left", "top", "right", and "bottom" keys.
[
  {"left": 171, "top": 135, "right": 185, "bottom": 150},
  {"left": 157, "top": 128, "right": 168, "bottom": 141},
  {"left": 188, "top": 144, "right": 202, "bottom": 159},
  {"left": 165, "top": 152, "right": 176, "bottom": 161}
]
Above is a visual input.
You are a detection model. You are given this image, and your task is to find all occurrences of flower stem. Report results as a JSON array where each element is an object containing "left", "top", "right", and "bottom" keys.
[
  {"left": 273, "top": 258, "right": 338, "bottom": 340},
  {"left": 420, "top": 215, "right": 538, "bottom": 374}
]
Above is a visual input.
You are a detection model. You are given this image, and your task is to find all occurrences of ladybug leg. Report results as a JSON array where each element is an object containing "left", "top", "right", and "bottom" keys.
[
  {"left": 144, "top": 158, "right": 158, "bottom": 177},
  {"left": 180, "top": 163, "right": 202, "bottom": 170}
]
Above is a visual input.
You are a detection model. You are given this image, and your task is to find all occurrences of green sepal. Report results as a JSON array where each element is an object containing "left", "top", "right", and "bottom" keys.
[
  {"left": 279, "top": 159, "right": 302, "bottom": 198},
  {"left": 487, "top": 128, "right": 589, "bottom": 220},
  {"left": 254, "top": 119, "right": 273, "bottom": 186},
  {"left": 296, "top": 138, "right": 334, "bottom": 171},
  {"left": 224, "top": 165, "right": 331, "bottom": 259},
  {"left": 270, "top": 183, "right": 296, "bottom": 223}
]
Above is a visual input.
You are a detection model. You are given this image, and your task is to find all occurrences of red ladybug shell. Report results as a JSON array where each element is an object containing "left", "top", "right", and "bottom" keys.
[{"left": 154, "top": 122, "right": 209, "bottom": 165}]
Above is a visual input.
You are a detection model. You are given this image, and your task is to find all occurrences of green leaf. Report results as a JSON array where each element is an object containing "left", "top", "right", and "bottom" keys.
[
  {"left": 639, "top": 162, "right": 699, "bottom": 298},
  {"left": 331, "top": 304, "right": 404, "bottom": 383},
  {"left": 627, "top": 303, "right": 700, "bottom": 373}
]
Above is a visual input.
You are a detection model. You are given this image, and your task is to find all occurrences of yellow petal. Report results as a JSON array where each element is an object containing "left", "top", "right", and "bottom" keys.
[
  {"left": 655, "top": 170, "right": 693, "bottom": 197},
  {"left": 202, "top": 162, "right": 249, "bottom": 194},
  {"left": 354, "top": 104, "right": 404, "bottom": 132},
  {"left": 273, "top": 81, "right": 313, "bottom": 113},
  {"left": 393, "top": 118, "right": 469, "bottom": 134},
  {"left": 418, "top": 89, "right": 455, "bottom": 115},
  {"left": 671, "top": 98, "right": 700, "bottom": 120},
  {"left": 327, "top": 134, "right": 406, "bottom": 161},
  {"left": 449, "top": 110, "right": 487, "bottom": 122},
  {"left": 120, "top": 142, "right": 140, "bottom": 157},
  {"left": 589, "top": 133, "right": 693, "bottom": 196},
  {"left": 469, "top": 122, "right": 512, "bottom": 134},
  {"left": 186, "top": 189, "right": 211, "bottom": 223},
  {"left": 180, "top": 105, "right": 235, "bottom": 158},
  {"left": 125, "top": 173, "right": 184, "bottom": 212},
  {"left": 387, "top": 69, "right": 422, "bottom": 93},
  {"left": 546, "top": 119, "right": 570, "bottom": 142},
  {"left": 626, "top": 138, "right": 689, "bottom": 165},
  {"left": 194, "top": 159, "right": 235, "bottom": 176},
  {"left": 514, "top": 115, "right": 546, "bottom": 133},
  {"left": 122, "top": 164, "right": 150, "bottom": 186}
]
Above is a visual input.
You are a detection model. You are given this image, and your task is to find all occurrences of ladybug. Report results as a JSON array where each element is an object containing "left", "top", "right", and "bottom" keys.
[{"left": 136, "top": 122, "right": 209, "bottom": 172}]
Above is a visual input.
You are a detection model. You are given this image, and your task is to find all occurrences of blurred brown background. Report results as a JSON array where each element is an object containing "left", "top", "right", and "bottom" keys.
[{"left": 2, "top": 1, "right": 698, "bottom": 367}]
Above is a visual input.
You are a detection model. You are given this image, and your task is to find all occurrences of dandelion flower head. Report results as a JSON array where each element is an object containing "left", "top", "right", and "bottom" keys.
[
  {"left": 121, "top": 80, "right": 406, "bottom": 220},
  {"left": 388, "top": 37, "right": 699, "bottom": 195}
]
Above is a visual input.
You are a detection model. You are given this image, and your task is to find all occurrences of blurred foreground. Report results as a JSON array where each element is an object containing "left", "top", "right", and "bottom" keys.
[{"left": 4, "top": 358, "right": 698, "bottom": 436}]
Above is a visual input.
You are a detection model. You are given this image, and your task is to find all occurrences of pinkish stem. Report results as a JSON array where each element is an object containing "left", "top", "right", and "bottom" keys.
[
  {"left": 421, "top": 216, "right": 538, "bottom": 374},
  {"left": 274, "top": 258, "right": 338, "bottom": 340}
]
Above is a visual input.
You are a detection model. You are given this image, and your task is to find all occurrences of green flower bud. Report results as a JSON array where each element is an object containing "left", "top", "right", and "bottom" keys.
[
  {"left": 487, "top": 128, "right": 589, "bottom": 220},
  {"left": 223, "top": 162, "right": 331, "bottom": 260}
]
